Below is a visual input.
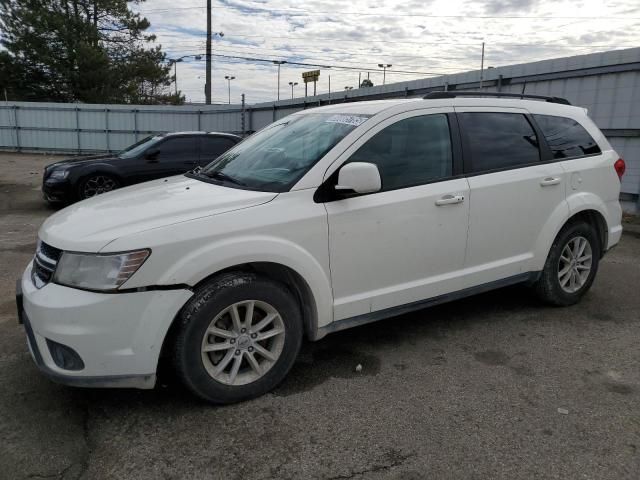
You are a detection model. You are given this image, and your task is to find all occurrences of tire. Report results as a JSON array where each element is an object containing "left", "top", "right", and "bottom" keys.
[
  {"left": 78, "top": 173, "right": 119, "bottom": 200},
  {"left": 172, "top": 272, "right": 303, "bottom": 404},
  {"left": 534, "top": 221, "right": 601, "bottom": 306}
]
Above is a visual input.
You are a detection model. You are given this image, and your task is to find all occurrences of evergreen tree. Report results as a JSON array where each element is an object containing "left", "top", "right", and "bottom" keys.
[{"left": 0, "top": 0, "right": 184, "bottom": 104}]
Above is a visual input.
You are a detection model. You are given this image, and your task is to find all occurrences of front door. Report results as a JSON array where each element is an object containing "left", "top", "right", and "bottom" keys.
[{"left": 324, "top": 110, "right": 470, "bottom": 320}]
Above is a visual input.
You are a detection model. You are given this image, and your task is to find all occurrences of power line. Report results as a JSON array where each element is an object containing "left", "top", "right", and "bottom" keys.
[
  {"left": 150, "top": 31, "right": 640, "bottom": 49},
  {"left": 140, "top": 5, "right": 640, "bottom": 20},
  {"left": 167, "top": 51, "right": 451, "bottom": 76}
]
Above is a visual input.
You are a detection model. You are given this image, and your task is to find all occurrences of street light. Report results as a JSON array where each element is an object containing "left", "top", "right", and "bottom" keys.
[
  {"left": 168, "top": 54, "right": 202, "bottom": 96},
  {"left": 273, "top": 60, "right": 286, "bottom": 101},
  {"left": 344, "top": 86, "right": 353, "bottom": 90},
  {"left": 288, "top": 81, "right": 298, "bottom": 99},
  {"left": 224, "top": 75, "right": 235, "bottom": 104},
  {"left": 378, "top": 63, "right": 392, "bottom": 85}
]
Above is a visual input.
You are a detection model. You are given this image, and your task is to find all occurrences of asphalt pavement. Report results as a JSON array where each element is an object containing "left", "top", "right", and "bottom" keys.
[{"left": 1, "top": 153, "right": 639, "bottom": 479}]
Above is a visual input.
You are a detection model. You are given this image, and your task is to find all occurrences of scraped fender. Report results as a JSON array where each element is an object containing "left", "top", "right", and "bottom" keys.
[{"left": 157, "top": 235, "right": 334, "bottom": 330}]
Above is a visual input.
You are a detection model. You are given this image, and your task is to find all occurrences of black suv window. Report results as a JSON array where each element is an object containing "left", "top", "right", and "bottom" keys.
[
  {"left": 349, "top": 114, "right": 453, "bottom": 191},
  {"left": 201, "top": 136, "right": 237, "bottom": 157},
  {"left": 460, "top": 113, "right": 540, "bottom": 172},
  {"left": 156, "top": 136, "right": 198, "bottom": 159},
  {"left": 533, "top": 114, "right": 601, "bottom": 159}
]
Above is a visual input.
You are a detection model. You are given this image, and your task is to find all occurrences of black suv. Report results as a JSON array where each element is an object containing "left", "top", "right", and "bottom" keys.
[{"left": 42, "top": 131, "right": 241, "bottom": 204}]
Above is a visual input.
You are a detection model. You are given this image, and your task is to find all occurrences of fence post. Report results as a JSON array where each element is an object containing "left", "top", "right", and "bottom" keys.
[
  {"left": 133, "top": 109, "right": 139, "bottom": 141},
  {"left": 75, "top": 106, "right": 81, "bottom": 153},
  {"left": 248, "top": 106, "right": 253, "bottom": 133},
  {"left": 105, "top": 108, "right": 110, "bottom": 152},
  {"left": 272, "top": 103, "right": 276, "bottom": 122},
  {"left": 197, "top": 109, "right": 202, "bottom": 131},
  {"left": 12, "top": 105, "right": 21, "bottom": 151},
  {"left": 241, "top": 94, "right": 245, "bottom": 135}
]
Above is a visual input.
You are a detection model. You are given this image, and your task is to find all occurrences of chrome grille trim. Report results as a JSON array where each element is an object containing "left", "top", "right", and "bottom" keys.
[{"left": 32, "top": 241, "right": 62, "bottom": 288}]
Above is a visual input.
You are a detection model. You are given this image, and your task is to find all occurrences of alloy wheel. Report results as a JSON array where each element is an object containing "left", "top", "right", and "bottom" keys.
[
  {"left": 200, "top": 300, "right": 286, "bottom": 386},
  {"left": 83, "top": 175, "right": 117, "bottom": 198},
  {"left": 557, "top": 235, "right": 593, "bottom": 293}
]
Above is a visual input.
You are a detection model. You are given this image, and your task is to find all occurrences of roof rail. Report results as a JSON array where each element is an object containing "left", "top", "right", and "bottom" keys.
[{"left": 423, "top": 91, "right": 571, "bottom": 105}]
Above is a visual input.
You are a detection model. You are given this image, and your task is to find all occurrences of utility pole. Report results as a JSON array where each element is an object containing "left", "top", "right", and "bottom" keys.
[
  {"left": 205, "top": 0, "right": 212, "bottom": 104},
  {"left": 358, "top": 72, "right": 361, "bottom": 88},
  {"left": 479, "top": 42, "right": 485, "bottom": 89},
  {"left": 173, "top": 61, "right": 178, "bottom": 95},
  {"left": 225, "top": 75, "right": 235, "bottom": 104}
]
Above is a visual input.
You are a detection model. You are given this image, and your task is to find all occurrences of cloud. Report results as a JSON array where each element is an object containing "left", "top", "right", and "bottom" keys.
[
  {"left": 134, "top": 0, "right": 640, "bottom": 103},
  {"left": 483, "top": 0, "right": 540, "bottom": 14}
]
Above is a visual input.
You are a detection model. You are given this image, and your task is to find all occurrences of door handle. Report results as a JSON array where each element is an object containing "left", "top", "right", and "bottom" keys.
[
  {"left": 435, "top": 194, "right": 465, "bottom": 206},
  {"left": 540, "top": 177, "right": 561, "bottom": 186}
]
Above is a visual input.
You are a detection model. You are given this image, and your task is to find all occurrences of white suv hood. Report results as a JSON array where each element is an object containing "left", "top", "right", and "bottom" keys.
[{"left": 39, "top": 175, "right": 278, "bottom": 252}]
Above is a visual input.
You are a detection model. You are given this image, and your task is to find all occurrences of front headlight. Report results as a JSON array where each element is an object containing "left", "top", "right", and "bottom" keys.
[
  {"left": 48, "top": 169, "right": 70, "bottom": 180},
  {"left": 53, "top": 249, "right": 150, "bottom": 291}
]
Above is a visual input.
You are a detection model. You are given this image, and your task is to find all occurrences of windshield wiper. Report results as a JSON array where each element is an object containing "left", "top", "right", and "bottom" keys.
[{"left": 203, "top": 170, "right": 247, "bottom": 186}]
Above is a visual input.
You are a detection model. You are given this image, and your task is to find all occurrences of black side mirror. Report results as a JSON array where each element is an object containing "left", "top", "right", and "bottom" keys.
[{"left": 144, "top": 148, "right": 159, "bottom": 160}]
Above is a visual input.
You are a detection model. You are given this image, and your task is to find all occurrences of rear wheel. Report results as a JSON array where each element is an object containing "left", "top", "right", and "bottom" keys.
[
  {"left": 534, "top": 221, "right": 600, "bottom": 306},
  {"left": 79, "top": 173, "right": 119, "bottom": 200},
  {"left": 172, "top": 272, "right": 302, "bottom": 404}
]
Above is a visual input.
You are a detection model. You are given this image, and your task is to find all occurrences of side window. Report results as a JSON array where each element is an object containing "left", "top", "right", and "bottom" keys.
[
  {"left": 533, "top": 114, "right": 601, "bottom": 159},
  {"left": 201, "top": 137, "right": 237, "bottom": 157},
  {"left": 460, "top": 113, "right": 540, "bottom": 172},
  {"left": 155, "top": 137, "right": 198, "bottom": 159},
  {"left": 349, "top": 114, "right": 453, "bottom": 191}
]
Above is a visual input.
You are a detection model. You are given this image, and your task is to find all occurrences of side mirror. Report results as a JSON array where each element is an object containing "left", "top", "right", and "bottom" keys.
[
  {"left": 144, "top": 148, "right": 159, "bottom": 160},
  {"left": 336, "top": 162, "right": 381, "bottom": 194}
]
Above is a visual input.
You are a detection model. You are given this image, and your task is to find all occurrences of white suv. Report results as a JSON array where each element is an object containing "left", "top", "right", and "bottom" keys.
[{"left": 17, "top": 92, "right": 626, "bottom": 403}]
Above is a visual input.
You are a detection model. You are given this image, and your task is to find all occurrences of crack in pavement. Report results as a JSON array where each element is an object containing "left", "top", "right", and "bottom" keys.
[
  {"left": 326, "top": 451, "right": 416, "bottom": 480},
  {"left": 75, "top": 399, "right": 93, "bottom": 480}
]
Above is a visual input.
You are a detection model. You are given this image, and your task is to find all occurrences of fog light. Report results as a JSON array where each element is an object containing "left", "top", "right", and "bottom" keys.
[{"left": 46, "top": 339, "right": 85, "bottom": 371}]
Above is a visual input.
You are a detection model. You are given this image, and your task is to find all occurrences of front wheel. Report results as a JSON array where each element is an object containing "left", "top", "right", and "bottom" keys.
[
  {"left": 78, "top": 173, "right": 119, "bottom": 200},
  {"left": 172, "top": 273, "right": 303, "bottom": 404},
  {"left": 534, "top": 221, "right": 600, "bottom": 306}
]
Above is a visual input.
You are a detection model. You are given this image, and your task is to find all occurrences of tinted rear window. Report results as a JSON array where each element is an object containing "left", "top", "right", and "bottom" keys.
[
  {"left": 460, "top": 112, "right": 540, "bottom": 172},
  {"left": 533, "top": 114, "right": 601, "bottom": 159}
]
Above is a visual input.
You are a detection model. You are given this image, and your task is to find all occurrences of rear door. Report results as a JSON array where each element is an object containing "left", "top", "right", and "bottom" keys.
[
  {"left": 130, "top": 135, "right": 199, "bottom": 183},
  {"left": 456, "top": 108, "right": 567, "bottom": 288},
  {"left": 199, "top": 136, "right": 239, "bottom": 167}
]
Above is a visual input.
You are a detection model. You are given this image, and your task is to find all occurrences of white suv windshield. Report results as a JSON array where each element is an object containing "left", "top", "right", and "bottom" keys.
[{"left": 196, "top": 113, "right": 370, "bottom": 191}]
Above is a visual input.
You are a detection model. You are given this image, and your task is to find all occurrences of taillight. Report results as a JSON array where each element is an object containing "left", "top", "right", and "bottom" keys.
[{"left": 614, "top": 158, "right": 626, "bottom": 180}]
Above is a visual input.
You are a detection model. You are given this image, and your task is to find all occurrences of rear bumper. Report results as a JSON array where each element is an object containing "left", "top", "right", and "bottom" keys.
[{"left": 18, "top": 265, "right": 193, "bottom": 389}]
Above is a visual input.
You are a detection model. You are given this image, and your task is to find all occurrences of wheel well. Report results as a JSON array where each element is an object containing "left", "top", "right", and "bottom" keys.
[
  {"left": 160, "top": 262, "right": 318, "bottom": 366},
  {"left": 77, "top": 169, "right": 122, "bottom": 185},
  {"left": 565, "top": 210, "right": 608, "bottom": 256}
]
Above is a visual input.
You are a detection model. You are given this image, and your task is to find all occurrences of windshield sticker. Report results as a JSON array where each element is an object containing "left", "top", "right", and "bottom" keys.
[{"left": 325, "top": 115, "right": 368, "bottom": 127}]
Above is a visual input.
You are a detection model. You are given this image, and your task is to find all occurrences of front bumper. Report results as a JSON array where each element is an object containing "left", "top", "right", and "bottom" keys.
[
  {"left": 42, "top": 177, "right": 74, "bottom": 203},
  {"left": 18, "top": 264, "right": 193, "bottom": 389}
]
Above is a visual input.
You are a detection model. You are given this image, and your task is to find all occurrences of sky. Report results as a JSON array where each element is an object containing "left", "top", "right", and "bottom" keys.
[{"left": 132, "top": 0, "right": 640, "bottom": 104}]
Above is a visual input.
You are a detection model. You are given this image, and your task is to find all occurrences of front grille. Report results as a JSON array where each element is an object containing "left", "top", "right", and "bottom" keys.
[{"left": 32, "top": 241, "right": 62, "bottom": 288}]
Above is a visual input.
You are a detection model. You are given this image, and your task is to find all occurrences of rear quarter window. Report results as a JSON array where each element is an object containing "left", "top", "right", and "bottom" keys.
[
  {"left": 459, "top": 112, "right": 540, "bottom": 173},
  {"left": 533, "top": 114, "right": 601, "bottom": 159}
]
